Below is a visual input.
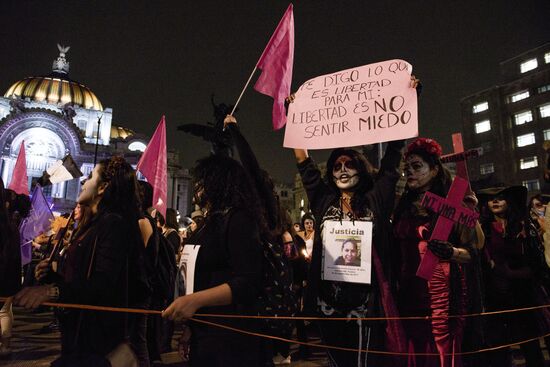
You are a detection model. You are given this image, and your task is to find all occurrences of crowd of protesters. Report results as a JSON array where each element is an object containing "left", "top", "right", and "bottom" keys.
[{"left": 1, "top": 93, "right": 550, "bottom": 367}]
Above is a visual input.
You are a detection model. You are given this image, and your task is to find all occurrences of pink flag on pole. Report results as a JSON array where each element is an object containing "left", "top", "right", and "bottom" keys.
[
  {"left": 137, "top": 116, "right": 168, "bottom": 218},
  {"left": 8, "top": 141, "right": 29, "bottom": 196},
  {"left": 253, "top": 3, "right": 294, "bottom": 130}
]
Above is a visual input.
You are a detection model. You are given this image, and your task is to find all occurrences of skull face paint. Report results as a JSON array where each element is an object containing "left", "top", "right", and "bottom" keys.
[
  {"left": 404, "top": 154, "right": 438, "bottom": 192},
  {"left": 332, "top": 155, "right": 359, "bottom": 191}
]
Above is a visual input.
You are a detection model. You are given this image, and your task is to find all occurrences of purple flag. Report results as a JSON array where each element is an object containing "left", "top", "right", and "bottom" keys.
[{"left": 19, "top": 186, "right": 53, "bottom": 265}]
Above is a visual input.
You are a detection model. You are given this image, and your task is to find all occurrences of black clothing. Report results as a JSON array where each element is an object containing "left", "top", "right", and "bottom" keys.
[
  {"left": 481, "top": 220, "right": 548, "bottom": 367},
  {"left": 227, "top": 124, "right": 278, "bottom": 235},
  {"left": 298, "top": 142, "right": 402, "bottom": 314},
  {"left": 297, "top": 141, "right": 404, "bottom": 366},
  {"left": 55, "top": 212, "right": 146, "bottom": 358},
  {"left": 0, "top": 223, "right": 20, "bottom": 298},
  {"left": 163, "top": 228, "right": 180, "bottom": 254},
  {"left": 186, "top": 208, "right": 263, "bottom": 367}
]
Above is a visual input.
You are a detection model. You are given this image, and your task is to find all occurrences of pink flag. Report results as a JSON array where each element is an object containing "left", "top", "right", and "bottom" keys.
[
  {"left": 8, "top": 141, "right": 29, "bottom": 196},
  {"left": 253, "top": 3, "right": 294, "bottom": 130},
  {"left": 137, "top": 116, "right": 168, "bottom": 217}
]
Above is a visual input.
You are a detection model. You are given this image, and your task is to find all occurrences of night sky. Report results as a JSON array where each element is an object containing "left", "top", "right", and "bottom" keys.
[{"left": 1, "top": 0, "right": 549, "bottom": 183}]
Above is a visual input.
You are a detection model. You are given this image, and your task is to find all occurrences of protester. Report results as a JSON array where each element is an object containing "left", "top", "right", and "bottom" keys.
[
  {"left": 15, "top": 156, "right": 149, "bottom": 367},
  {"left": 0, "top": 178, "right": 21, "bottom": 358},
  {"left": 162, "top": 154, "right": 264, "bottom": 367},
  {"left": 477, "top": 186, "right": 550, "bottom": 367},
  {"left": 528, "top": 194, "right": 550, "bottom": 268},
  {"left": 225, "top": 114, "right": 297, "bottom": 365},
  {"left": 293, "top": 141, "right": 406, "bottom": 366},
  {"left": 288, "top": 232, "right": 311, "bottom": 361},
  {"left": 393, "top": 138, "right": 478, "bottom": 367},
  {"left": 297, "top": 213, "right": 315, "bottom": 260},
  {"left": 163, "top": 208, "right": 181, "bottom": 255},
  {"left": 288, "top": 76, "right": 423, "bottom": 366},
  {"left": 189, "top": 207, "right": 205, "bottom": 235}
]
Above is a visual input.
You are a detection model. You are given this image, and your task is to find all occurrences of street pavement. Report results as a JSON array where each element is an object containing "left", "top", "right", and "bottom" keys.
[
  {"left": 1, "top": 307, "right": 326, "bottom": 367},
  {"left": 2, "top": 307, "right": 547, "bottom": 366}
]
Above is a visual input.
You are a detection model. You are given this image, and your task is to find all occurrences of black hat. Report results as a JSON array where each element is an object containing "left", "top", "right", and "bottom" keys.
[{"left": 477, "top": 186, "right": 528, "bottom": 208}]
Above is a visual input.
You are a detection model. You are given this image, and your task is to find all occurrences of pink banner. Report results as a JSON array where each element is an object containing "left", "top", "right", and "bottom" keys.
[{"left": 284, "top": 59, "right": 418, "bottom": 149}]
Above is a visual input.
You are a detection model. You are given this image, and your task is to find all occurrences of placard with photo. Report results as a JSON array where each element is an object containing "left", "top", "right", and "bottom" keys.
[
  {"left": 321, "top": 220, "right": 372, "bottom": 284},
  {"left": 180, "top": 244, "right": 201, "bottom": 295}
]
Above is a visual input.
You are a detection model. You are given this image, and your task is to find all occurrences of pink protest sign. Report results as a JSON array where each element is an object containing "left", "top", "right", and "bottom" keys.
[
  {"left": 284, "top": 59, "right": 418, "bottom": 149},
  {"left": 416, "top": 176, "right": 478, "bottom": 280}
]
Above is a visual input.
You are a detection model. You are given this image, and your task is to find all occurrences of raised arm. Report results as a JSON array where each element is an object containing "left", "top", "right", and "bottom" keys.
[
  {"left": 294, "top": 148, "right": 309, "bottom": 164},
  {"left": 224, "top": 115, "right": 261, "bottom": 176}
]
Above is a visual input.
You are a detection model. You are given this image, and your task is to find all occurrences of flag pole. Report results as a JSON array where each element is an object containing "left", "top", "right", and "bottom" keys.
[{"left": 230, "top": 66, "right": 258, "bottom": 115}]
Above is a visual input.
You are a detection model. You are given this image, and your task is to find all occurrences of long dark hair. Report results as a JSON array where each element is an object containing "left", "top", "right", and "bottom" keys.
[
  {"left": 324, "top": 148, "right": 374, "bottom": 217},
  {"left": 97, "top": 156, "right": 142, "bottom": 224},
  {"left": 193, "top": 155, "right": 266, "bottom": 233},
  {"left": 394, "top": 150, "right": 452, "bottom": 223},
  {"left": 479, "top": 196, "right": 525, "bottom": 238}
]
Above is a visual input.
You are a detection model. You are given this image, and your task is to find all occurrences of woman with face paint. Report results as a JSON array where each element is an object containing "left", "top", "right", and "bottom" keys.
[
  {"left": 476, "top": 186, "right": 549, "bottom": 367},
  {"left": 290, "top": 76, "right": 419, "bottom": 366},
  {"left": 393, "top": 138, "right": 478, "bottom": 367},
  {"left": 293, "top": 140, "right": 406, "bottom": 366}
]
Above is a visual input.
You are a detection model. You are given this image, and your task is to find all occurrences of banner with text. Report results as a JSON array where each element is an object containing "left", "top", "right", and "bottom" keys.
[{"left": 284, "top": 59, "right": 418, "bottom": 149}]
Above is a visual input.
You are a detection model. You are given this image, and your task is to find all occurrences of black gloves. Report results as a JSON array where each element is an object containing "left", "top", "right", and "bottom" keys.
[{"left": 427, "top": 240, "right": 454, "bottom": 260}]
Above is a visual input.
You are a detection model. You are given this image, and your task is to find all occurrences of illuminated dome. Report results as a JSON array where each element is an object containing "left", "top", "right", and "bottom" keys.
[
  {"left": 4, "top": 75, "right": 103, "bottom": 111},
  {"left": 3, "top": 44, "right": 103, "bottom": 111}
]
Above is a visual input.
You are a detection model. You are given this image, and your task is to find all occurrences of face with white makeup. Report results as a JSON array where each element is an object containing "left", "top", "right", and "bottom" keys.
[{"left": 332, "top": 155, "right": 360, "bottom": 191}]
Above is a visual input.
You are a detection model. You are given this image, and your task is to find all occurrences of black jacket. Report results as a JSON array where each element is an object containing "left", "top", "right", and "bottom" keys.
[{"left": 57, "top": 212, "right": 146, "bottom": 357}]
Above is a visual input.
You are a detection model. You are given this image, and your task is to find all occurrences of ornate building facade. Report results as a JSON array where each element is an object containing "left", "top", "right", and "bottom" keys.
[{"left": 0, "top": 45, "right": 191, "bottom": 216}]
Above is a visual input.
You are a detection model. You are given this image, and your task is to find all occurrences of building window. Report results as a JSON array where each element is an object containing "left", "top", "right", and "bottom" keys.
[
  {"left": 472, "top": 101, "right": 488, "bottom": 113},
  {"left": 475, "top": 120, "right": 491, "bottom": 134},
  {"left": 481, "top": 141, "right": 492, "bottom": 153},
  {"left": 513, "top": 110, "right": 533, "bottom": 125},
  {"left": 77, "top": 119, "right": 87, "bottom": 132},
  {"left": 539, "top": 103, "right": 550, "bottom": 118},
  {"left": 516, "top": 132, "right": 536, "bottom": 147},
  {"left": 480, "top": 163, "right": 495, "bottom": 175},
  {"left": 546, "top": 52, "right": 550, "bottom": 64},
  {"left": 538, "top": 84, "right": 550, "bottom": 94},
  {"left": 544, "top": 129, "right": 550, "bottom": 140},
  {"left": 520, "top": 156, "right": 538, "bottom": 169},
  {"left": 508, "top": 90, "right": 530, "bottom": 103},
  {"left": 128, "top": 141, "right": 147, "bottom": 152},
  {"left": 523, "top": 179, "right": 540, "bottom": 192},
  {"left": 520, "top": 58, "right": 538, "bottom": 73}
]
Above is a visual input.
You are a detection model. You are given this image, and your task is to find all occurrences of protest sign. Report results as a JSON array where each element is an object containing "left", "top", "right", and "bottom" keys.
[
  {"left": 321, "top": 220, "right": 372, "bottom": 284},
  {"left": 284, "top": 59, "right": 418, "bottom": 149}
]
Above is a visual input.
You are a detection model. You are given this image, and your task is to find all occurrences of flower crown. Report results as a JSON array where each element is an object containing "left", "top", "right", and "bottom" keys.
[{"left": 405, "top": 138, "right": 443, "bottom": 159}]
